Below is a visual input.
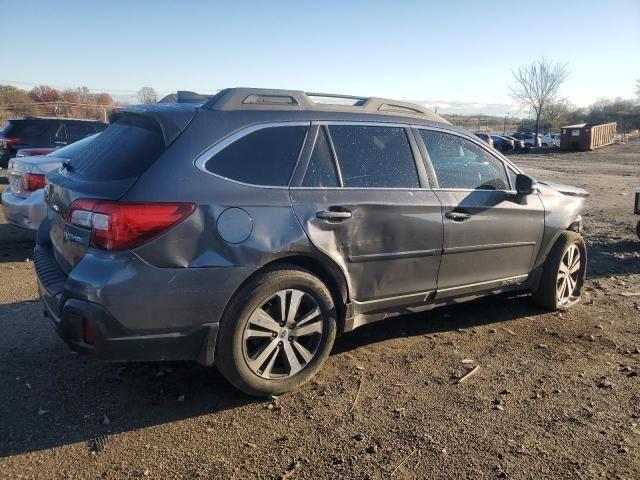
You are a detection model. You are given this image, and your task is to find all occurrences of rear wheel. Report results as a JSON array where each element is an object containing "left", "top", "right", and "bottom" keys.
[
  {"left": 533, "top": 231, "right": 586, "bottom": 310},
  {"left": 215, "top": 266, "right": 337, "bottom": 396}
]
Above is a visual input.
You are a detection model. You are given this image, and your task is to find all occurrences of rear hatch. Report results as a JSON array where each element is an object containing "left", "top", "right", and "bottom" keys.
[
  {"left": 45, "top": 107, "right": 197, "bottom": 274},
  {"left": 8, "top": 156, "right": 62, "bottom": 198}
]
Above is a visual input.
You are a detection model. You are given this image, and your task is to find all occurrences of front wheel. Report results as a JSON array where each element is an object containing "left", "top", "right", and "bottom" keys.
[
  {"left": 533, "top": 231, "right": 587, "bottom": 310},
  {"left": 215, "top": 266, "right": 337, "bottom": 396}
]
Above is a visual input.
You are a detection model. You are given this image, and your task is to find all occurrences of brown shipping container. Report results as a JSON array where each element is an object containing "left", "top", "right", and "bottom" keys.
[{"left": 560, "top": 122, "right": 616, "bottom": 151}]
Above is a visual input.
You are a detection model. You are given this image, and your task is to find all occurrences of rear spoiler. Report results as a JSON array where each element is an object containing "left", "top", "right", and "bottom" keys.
[
  {"left": 109, "top": 104, "right": 198, "bottom": 146},
  {"left": 158, "top": 90, "right": 215, "bottom": 104}
]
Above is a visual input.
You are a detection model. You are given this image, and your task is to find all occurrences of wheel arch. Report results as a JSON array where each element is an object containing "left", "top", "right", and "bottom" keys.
[{"left": 217, "top": 252, "right": 350, "bottom": 336}]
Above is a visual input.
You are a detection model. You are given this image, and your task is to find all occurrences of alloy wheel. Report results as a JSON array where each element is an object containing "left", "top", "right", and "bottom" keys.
[
  {"left": 242, "top": 289, "right": 324, "bottom": 379},
  {"left": 556, "top": 244, "right": 581, "bottom": 305}
]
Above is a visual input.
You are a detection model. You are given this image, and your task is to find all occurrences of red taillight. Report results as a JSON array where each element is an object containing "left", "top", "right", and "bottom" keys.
[
  {"left": 22, "top": 173, "right": 46, "bottom": 192},
  {"left": 67, "top": 200, "right": 196, "bottom": 251},
  {"left": 3, "top": 136, "right": 22, "bottom": 145}
]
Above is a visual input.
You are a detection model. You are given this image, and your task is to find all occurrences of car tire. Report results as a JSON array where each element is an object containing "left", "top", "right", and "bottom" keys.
[
  {"left": 533, "top": 231, "right": 587, "bottom": 311},
  {"left": 215, "top": 265, "right": 337, "bottom": 397}
]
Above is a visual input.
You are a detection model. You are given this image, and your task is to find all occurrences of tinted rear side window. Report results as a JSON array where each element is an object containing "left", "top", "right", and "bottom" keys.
[
  {"left": 205, "top": 125, "right": 307, "bottom": 186},
  {"left": 329, "top": 125, "right": 419, "bottom": 188},
  {"left": 302, "top": 127, "right": 339, "bottom": 187},
  {"left": 70, "top": 115, "right": 165, "bottom": 181}
]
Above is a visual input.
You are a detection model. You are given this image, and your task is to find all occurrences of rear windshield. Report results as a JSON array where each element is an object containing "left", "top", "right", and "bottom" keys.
[
  {"left": 69, "top": 115, "right": 165, "bottom": 181},
  {"left": 1, "top": 120, "right": 49, "bottom": 137},
  {"left": 48, "top": 133, "right": 99, "bottom": 160}
]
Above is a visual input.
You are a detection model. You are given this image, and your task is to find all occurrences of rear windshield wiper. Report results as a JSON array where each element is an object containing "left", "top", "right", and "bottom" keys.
[{"left": 62, "top": 159, "right": 73, "bottom": 171}]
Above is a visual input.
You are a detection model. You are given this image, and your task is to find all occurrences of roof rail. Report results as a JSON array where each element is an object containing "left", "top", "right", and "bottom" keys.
[{"left": 201, "top": 88, "right": 448, "bottom": 123}]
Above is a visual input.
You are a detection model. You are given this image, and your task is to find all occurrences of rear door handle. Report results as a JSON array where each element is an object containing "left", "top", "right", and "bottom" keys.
[
  {"left": 445, "top": 211, "right": 472, "bottom": 221},
  {"left": 316, "top": 209, "right": 352, "bottom": 222}
]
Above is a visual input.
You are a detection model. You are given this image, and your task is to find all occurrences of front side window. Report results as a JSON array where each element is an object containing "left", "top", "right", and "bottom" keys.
[
  {"left": 206, "top": 125, "right": 307, "bottom": 186},
  {"left": 329, "top": 125, "right": 419, "bottom": 188},
  {"left": 420, "top": 130, "right": 509, "bottom": 190}
]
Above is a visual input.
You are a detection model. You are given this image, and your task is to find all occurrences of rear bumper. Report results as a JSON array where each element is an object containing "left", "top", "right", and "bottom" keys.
[
  {"left": 34, "top": 242, "right": 253, "bottom": 365},
  {"left": 1, "top": 188, "right": 46, "bottom": 231},
  {"left": 40, "top": 290, "right": 219, "bottom": 364}
]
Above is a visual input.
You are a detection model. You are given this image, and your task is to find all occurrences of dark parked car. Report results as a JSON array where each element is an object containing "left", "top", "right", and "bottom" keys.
[
  {"left": 490, "top": 135, "right": 515, "bottom": 152},
  {"left": 35, "top": 88, "right": 588, "bottom": 396},
  {"left": 474, "top": 132, "right": 494, "bottom": 147},
  {"left": 0, "top": 117, "right": 107, "bottom": 168},
  {"left": 503, "top": 135, "right": 525, "bottom": 151}
]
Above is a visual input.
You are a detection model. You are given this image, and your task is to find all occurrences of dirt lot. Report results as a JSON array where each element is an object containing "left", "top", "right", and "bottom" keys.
[{"left": 0, "top": 143, "right": 639, "bottom": 480}]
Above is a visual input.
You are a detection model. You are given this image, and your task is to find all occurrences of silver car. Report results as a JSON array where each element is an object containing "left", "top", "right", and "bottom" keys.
[{"left": 2, "top": 135, "right": 98, "bottom": 230}]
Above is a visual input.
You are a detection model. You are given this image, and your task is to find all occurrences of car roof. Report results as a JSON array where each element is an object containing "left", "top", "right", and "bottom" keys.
[{"left": 201, "top": 88, "right": 451, "bottom": 124}]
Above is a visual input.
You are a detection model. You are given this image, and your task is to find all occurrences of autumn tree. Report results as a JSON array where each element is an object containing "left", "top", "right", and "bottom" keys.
[
  {"left": 137, "top": 86, "right": 157, "bottom": 104},
  {"left": 510, "top": 58, "right": 570, "bottom": 144},
  {"left": 29, "top": 85, "right": 60, "bottom": 103}
]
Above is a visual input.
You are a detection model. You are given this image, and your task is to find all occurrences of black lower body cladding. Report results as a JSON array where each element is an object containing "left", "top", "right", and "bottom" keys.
[{"left": 34, "top": 241, "right": 256, "bottom": 365}]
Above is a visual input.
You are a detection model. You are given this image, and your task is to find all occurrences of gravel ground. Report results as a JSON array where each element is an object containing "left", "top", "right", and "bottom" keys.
[{"left": 0, "top": 142, "right": 639, "bottom": 479}]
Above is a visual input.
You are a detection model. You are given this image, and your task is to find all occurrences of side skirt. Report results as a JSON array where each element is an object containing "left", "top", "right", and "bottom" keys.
[{"left": 343, "top": 269, "right": 542, "bottom": 332}]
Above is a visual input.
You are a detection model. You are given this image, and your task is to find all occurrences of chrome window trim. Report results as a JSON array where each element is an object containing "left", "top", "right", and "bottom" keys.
[
  {"left": 193, "top": 121, "right": 311, "bottom": 189},
  {"left": 193, "top": 119, "right": 523, "bottom": 192},
  {"left": 312, "top": 120, "right": 412, "bottom": 128}
]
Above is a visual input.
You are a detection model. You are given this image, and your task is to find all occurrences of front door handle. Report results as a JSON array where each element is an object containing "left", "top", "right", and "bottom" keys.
[
  {"left": 445, "top": 211, "right": 472, "bottom": 221},
  {"left": 316, "top": 209, "right": 352, "bottom": 222}
]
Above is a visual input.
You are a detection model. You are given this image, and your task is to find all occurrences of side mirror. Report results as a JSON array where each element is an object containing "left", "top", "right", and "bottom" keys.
[{"left": 515, "top": 174, "right": 537, "bottom": 195}]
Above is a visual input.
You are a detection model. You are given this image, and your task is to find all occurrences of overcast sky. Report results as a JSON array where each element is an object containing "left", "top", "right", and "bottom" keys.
[{"left": 3, "top": 0, "right": 639, "bottom": 115}]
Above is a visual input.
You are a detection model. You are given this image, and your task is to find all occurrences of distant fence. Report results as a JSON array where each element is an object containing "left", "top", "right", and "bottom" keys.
[{"left": 0, "top": 102, "right": 117, "bottom": 125}]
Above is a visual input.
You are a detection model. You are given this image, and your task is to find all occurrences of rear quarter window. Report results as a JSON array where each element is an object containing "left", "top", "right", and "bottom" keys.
[
  {"left": 69, "top": 115, "right": 165, "bottom": 181},
  {"left": 204, "top": 125, "right": 307, "bottom": 186}
]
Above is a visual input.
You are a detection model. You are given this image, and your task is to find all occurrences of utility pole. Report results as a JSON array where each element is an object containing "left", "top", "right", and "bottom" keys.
[
  {"left": 503, "top": 112, "right": 510, "bottom": 135},
  {"left": 477, "top": 113, "right": 482, "bottom": 132}
]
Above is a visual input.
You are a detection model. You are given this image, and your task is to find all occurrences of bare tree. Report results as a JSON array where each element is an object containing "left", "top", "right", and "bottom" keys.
[
  {"left": 137, "top": 86, "right": 157, "bottom": 104},
  {"left": 635, "top": 79, "right": 640, "bottom": 99},
  {"left": 510, "top": 58, "right": 570, "bottom": 143}
]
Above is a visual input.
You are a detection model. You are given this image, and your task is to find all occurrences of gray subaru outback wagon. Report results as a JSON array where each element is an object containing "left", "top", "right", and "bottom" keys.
[{"left": 35, "top": 88, "right": 588, "bottom": 396}]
